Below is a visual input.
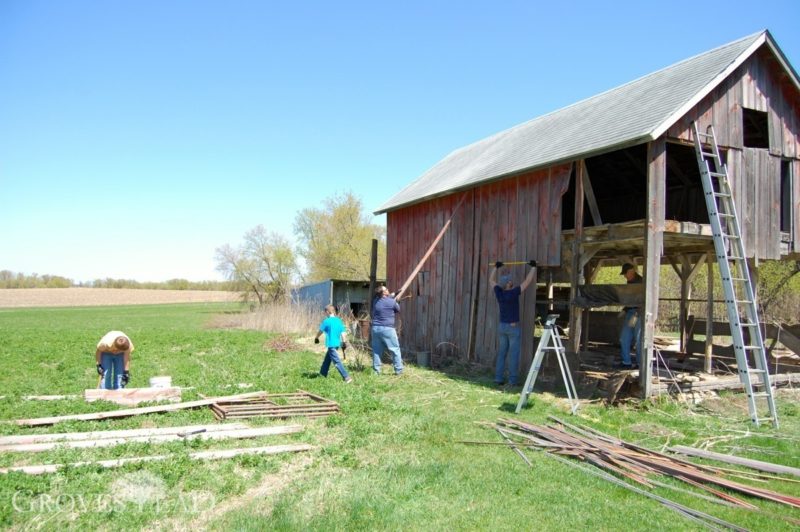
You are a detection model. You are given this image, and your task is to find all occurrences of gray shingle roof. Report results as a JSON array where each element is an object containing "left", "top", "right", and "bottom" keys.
[{"left": 377, "top": 30, "right": 792, "bottom": 214}]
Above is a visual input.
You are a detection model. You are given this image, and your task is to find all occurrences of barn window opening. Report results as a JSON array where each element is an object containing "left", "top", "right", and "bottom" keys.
[
  {"left": 781, "top": 160, "right": 792, "bottom": 234},
  {"left": 742, "top": 108, "right": 769, "bottom": 148}
]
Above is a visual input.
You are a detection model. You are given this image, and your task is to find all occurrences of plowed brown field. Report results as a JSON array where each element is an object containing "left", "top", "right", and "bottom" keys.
[{"left": 0, "top": 288, "right": 240, "bottom": 308}]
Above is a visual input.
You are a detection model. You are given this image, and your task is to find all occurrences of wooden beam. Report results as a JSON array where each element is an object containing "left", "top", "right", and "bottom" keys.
[
  {"left": 705, "top": 253, "right": 714, "bottom": 373},
  {"left": 568, "top": 161, "right": 585, "bottom": 353},
  {"left": 642, "top": 138, "right": 666, "bottom": 397},
  {"left": 395, "top": 193, "right": 467, "bottom": 300},
  {"left": 0, "top": 423, "right": 250, "bottom": 446},
  {"left": 0, "top": 444, "right": 314, "bottom": 475},
  {"left": 15, "top": 391, "right": 268, "bottom": 427},
  {"left": 582, "top": 167, "right": 603, "bottom": 226},
  {"left": 668, "top": 446, "right": 800, "bottom": 477},
  {"left": 0, "top": 425, "right": 303, "bottom": 453}
]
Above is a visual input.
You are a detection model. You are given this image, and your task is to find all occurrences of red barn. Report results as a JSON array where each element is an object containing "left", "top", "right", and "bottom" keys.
[{"left": 375, "top": 30, "right": 800, "bottom": 396}]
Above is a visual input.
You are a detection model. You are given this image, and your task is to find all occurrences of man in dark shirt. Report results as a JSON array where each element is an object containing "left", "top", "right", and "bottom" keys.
[
  {"left": 618, "top": 263, "right": 643, "bottom": 369},
  {"left": 370, "top": 285, "right": 404, "bottom": 375},
  {"left": 490, "top": 261, "right": 537, "bottom": 387}
]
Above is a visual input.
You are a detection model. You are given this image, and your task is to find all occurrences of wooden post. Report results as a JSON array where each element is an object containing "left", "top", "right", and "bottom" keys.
[
  {"left": 705, "top": 253, "right": 714, "bottom": 373},
  {"left": 642, "top": 138, "right": 666, "bottom": 397},
  {"left": 568, "top": 161, "right": 584, "bottom": 354},
  {"left": 368, "top": 238, "right": 378, "bottom": 314},
  {"left": 368, "top": 238, "right": 378, "bottom": 344}
]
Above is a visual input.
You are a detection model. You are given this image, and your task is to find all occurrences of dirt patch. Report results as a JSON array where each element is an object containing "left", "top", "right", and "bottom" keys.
[
  {"left": 151, "top": 454, "right": 314, "bottom": 531},
  {"left": 0, "top": 288, "right": 239, "bottom": 308}
]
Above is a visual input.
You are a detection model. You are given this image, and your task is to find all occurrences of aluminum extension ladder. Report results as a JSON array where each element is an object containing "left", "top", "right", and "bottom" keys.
[
  {"left": 692, "top": 122, "right": 778, "bottom": 428},
  {"left": 516, "top": 314, "right": 579, "bottom": 415}
]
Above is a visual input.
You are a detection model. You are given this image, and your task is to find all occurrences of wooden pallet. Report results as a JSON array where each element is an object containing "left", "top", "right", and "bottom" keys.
[{"left": 210, "top": 390, "right": 339, "bottom": 420}]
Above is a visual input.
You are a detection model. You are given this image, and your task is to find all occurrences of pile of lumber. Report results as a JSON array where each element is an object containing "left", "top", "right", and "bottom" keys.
[
  {"left": 480, "top": 416, "right": 800, "bottom": 529},
  {"left": 210, "top": 390, "right": 340, "bottom": 420}
]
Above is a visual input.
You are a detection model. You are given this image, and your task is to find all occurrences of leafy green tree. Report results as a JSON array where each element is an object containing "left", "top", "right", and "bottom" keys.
[
  {"left": 215, "top": 226, "right": 298, "bottom": 305},
  {"left": 293, "top": 191, "right": 386, "bottom": 282}
]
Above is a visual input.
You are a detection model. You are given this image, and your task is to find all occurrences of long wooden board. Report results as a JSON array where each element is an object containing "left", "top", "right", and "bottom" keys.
[
  {"left": 0, "top": 423, "right": 249, "bottom": 446},
  {"left": 15, "top": 391, "right": 268, "bottom": 427},
  {"left": 668, "top": 445, "right": 800, "bottom": 477},
  {"left": 0, "top": 425, "right": 303, "bottom": 453},
  {"left": 0, "top": 444, "right": 313, "bottom": 475}
]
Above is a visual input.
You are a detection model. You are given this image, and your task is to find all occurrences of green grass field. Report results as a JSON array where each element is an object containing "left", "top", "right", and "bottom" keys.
[{"left": 0, "top": 303, "right": 798, "bottom": 530}]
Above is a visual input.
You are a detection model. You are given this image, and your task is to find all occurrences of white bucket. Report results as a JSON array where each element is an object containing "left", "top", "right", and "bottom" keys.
[{"left": 149, "top": 376, "right": 172, "bottom": 388}]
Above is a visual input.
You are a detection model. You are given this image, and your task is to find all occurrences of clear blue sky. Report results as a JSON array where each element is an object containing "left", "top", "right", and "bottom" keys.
[{"left": 1, "top": 1, "right": 798, "bottom": 283}]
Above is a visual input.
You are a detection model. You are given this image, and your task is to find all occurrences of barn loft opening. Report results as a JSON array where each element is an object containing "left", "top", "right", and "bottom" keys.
[
  {"left": 743, "top": 108, "right": 770, "bottom": 148},
  {"left": 561, "top": 142, "right": 709, "bottom": 230}
]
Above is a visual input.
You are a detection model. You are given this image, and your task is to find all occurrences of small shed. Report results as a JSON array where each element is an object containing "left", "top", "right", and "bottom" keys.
[
  {"left": 293, "top": 279, "right": 383, "bottom": 317},
  {"left": 375, "top": 30, "right": 800, "bottom": 396}
]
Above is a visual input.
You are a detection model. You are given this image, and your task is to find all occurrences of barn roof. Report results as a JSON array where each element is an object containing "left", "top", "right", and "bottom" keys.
[{"left": 376, "top": 30, "right": 799, "bottom": 214}]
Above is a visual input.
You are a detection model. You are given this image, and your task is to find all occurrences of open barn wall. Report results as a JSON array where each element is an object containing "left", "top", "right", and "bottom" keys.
[
  {"left": 667, "top": 48, "right": 800, "bottom": 258},
  {"left": 386, "top": 164, "right": 571, "bottom": 368}
]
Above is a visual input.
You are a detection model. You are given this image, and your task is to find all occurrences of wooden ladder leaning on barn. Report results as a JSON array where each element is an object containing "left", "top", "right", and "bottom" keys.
[
  {"left": 691, "top": 122, "right": 778, "bottom": 428},
  {"left": 515, "top": 314, "right": 579, "bottom": 415}
]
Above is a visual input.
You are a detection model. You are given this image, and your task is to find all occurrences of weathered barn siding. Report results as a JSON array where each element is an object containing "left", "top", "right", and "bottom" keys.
[
  {"left": 387, "top": 164, "right": 571, "bottom": 370},
  {"left": 667, "top": 49, "right": 800, "bottom": 259}
]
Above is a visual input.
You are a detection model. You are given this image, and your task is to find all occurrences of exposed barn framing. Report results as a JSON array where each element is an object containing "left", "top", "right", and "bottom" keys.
[{"left": 375, "top": 30, "right": 800, "bottom": 397}]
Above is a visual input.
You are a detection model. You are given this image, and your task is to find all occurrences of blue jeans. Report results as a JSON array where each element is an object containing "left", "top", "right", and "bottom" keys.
[
  {"left": 320, "top": 347, "right": 350, "bottom": 380},
  {"left": 371, "top": 326, "right": 404, "bottom": 374},
  {"left": 495, "top": 322, "right": 521, "bottom": 385},
  {"left": 619, "top": 308, "right": 642, "bottom": 366},
  {"left": 99, "top": 352, "right": 126, "bottom": 390}
]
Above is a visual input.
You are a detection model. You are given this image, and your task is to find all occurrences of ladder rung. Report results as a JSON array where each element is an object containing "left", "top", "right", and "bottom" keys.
[
  {"left": 750, "top": 392, "right": 771, "bottom": 398},
  {"left": 712, "top": 192, "right": 731, "bottom": 198},
  {"left": 741, "top": 345, "right": 762, "bottom": 350},
  {"left": 746, "top": 368, "right": 766, "bottom": 374},
  {"left": 709, "top": 171, "right": 727, "bottom": 177},
  {"left": 701, "top": 151, "right": 719, "bottom": 158}
]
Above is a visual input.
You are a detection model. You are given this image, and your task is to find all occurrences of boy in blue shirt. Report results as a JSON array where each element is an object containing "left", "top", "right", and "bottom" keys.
[{"left": 314, "top": 305, "right": 353, "bottom": 383}]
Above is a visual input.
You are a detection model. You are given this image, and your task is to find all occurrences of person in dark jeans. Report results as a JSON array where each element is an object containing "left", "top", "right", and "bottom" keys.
[
  {"left": 618, "top": 263, "right": 643, "bottom": 369},
  {"left": 490, "top": 261, "right": 537, "bottom": 387},
  {"left": 370, "top": 286, "right": 404, "bottom": 375}
]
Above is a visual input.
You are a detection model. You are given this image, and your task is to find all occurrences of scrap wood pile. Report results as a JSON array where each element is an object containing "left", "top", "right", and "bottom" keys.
[
  {"left": 478, "top": 417, "right": 800, "bottom": 530},
  {"left": 210, "top": 390, "right": 340, "bottom": 420}
]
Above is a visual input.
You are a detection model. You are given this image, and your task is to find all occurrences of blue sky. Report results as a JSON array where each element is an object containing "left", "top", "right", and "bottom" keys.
[{"left": 1, "top": 1, "right": 798, "bottom": 283}]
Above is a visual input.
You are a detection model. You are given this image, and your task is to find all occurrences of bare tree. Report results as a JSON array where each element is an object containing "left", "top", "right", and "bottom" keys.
[{"left": 215, "top": 228, "right": 298, "bottom": 306}]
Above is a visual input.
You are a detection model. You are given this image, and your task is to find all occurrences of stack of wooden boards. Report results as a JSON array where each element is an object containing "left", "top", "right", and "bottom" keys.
[
  {"left": 2, "top": 389, "right": 341, "bottom": 475},
  {"left": 481, "top": 416, "right": 800, "bottom": 529},
  {"left": 14, "top": 390, "right": 339, "bottom": 427},
  {"left": 0, "top": 423, "right": 310, "bottom": 474},
  {"left": 210, "top": 390, "right": 340, "bottom": 420}
]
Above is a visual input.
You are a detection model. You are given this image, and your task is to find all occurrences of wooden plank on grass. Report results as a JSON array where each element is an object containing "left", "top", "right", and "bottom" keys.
[
  {"left": 15, "top": 391, "right": 268, "bottom": 427},
  {"left": 0, "top": 423, "right": 250, "bottom": 446},
  {"left": 668, "top": 445, "right": 800, "bottom": 477},
  {"left": 0, "top": 425, "right": 303, "bottom": 453},
  {"left": 0, "top": 443, "right": 313, "bottom": 475},
  {"left": 84, "top": 387, "right": 182, "bottom": 406}
]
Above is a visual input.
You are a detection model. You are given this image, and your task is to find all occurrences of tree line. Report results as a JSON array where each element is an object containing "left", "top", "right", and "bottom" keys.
[
  {"left": 0, "top": 271, "right": 235, "bottom": 291},
  {"left": 215, "top": 191, "right": 387, "bottom": 305}
]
